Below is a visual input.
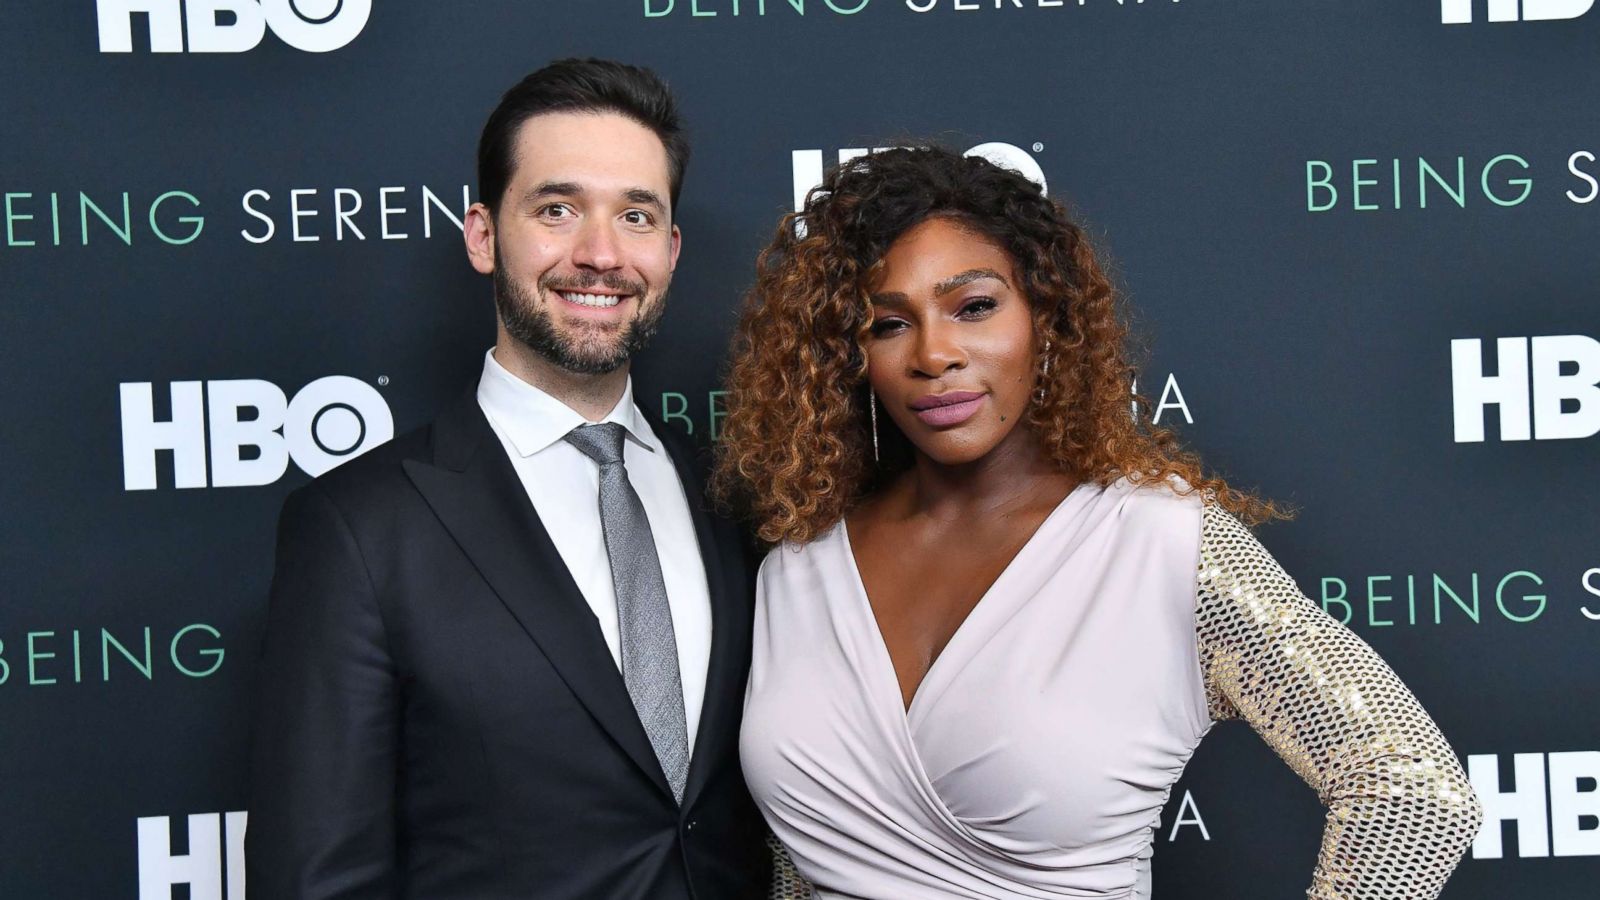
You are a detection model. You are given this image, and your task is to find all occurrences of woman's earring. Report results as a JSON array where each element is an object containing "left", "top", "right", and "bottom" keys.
[
  {"left": 868, "top": 390, "right": 880, "bottom": 463},
  {"left": 1036, "top": 340, "right": 1053, "bottom": 404}
]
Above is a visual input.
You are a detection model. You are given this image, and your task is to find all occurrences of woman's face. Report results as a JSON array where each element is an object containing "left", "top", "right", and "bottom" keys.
[{"left": 865, "top": 216, "right": 1040, "bottom": 468}]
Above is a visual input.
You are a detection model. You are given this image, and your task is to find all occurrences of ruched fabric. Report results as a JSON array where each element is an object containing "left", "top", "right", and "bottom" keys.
[{"left": 745, "top": 479, "right": 1479, "bottom": 900}]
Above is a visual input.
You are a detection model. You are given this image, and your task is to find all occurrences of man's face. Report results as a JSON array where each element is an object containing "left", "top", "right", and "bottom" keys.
[{"left": 483, "top": 111, "right": 681, "bottom": 375}]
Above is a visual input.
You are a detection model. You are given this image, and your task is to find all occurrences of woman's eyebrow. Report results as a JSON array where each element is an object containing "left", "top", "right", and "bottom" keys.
[{"left": 933, "top": 268, "right": 1008, "bottom": 296}]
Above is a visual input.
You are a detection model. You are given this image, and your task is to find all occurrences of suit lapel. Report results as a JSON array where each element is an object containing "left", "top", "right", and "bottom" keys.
[{"left": 404, "top": 391, "right": 674, "bottom": 803}]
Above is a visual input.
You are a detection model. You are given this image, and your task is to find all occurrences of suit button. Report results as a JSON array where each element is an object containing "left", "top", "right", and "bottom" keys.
[{"left": 685, "top": 819, "right": 697, "bottom": 831}]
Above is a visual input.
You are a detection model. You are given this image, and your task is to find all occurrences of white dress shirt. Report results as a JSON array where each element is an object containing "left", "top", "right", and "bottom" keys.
[{"left": 476, "top": 349, "right": 711, "bottom": 751}]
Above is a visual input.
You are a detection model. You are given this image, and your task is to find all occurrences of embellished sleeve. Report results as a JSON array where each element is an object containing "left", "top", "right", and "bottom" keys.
[
  {"left": 1195, "top": 503, "right": 1483, "bottom": 900},
  {"left": 767, "top": 832, "right": 815, "bottom": 900}
]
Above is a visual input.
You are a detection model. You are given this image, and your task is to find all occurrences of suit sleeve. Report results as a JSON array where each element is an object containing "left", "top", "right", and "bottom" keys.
[
  {"left": 1194, "top": 503, "right": 1482, "bottom": 900},
  {"left": 246, "top": 483, "right": 400, "bottom": 899}
]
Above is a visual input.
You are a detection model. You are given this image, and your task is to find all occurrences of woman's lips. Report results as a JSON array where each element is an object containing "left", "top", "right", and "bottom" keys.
[{"left": 911, "top": 392, "right": 986, "bottom": 427}]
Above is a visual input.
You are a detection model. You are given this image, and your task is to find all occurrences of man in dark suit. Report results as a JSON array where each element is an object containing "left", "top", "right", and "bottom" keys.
[{"left": 246, "top": 59, "right": 769, "bottom": 899}]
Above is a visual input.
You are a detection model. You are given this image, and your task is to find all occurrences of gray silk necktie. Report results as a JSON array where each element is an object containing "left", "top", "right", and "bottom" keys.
[{"left": 564, "top": 422, "right": 690, "bottom": 803}]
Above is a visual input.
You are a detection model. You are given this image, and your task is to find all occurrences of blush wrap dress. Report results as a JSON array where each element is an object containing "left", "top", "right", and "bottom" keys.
[{"left": 740, "top": 479, "right": 1482, "bottom": 900}]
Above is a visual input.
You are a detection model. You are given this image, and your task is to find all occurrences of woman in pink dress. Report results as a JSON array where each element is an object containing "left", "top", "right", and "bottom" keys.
[{"left": 712, "top": 146, "right": 1482, "bottom": 900}]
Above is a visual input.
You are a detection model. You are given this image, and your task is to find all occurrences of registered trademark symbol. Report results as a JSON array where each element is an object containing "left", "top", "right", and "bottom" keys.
[
  {"left": 1032, "top": 143, "right": 1044, "bottom": 153},
  {"left": 377, "top": 375, "right": 390, "bottom": 386}
]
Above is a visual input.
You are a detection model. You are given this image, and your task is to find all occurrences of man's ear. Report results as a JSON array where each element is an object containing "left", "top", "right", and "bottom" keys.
[
  {"left": 464, "top": 202, "right": 495, "bottom": 275},
  {"left": 668, "top": 223, "right": 682, "bottom": 274}
]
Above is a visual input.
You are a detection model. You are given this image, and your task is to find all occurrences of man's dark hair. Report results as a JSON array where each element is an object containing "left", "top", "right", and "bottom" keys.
[{"left": 477, "top": 58, "right": 689, "bottom": 218}]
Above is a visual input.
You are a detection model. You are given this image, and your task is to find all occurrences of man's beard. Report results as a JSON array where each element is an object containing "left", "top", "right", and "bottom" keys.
[{"left": 493, "top": 253, "right": 668, "bottom": 376}]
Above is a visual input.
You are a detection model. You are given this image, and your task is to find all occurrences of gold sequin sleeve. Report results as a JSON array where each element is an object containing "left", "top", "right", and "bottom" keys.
[
  {"left": 1196, "top": 502, "right": 1483, "bottom": 899},
  {"left": 766, "top": 832, "right": 815, "bottom": 900}
]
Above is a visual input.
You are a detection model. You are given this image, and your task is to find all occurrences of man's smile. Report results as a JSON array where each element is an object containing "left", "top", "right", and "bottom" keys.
[{"left": 557, "top": 290, "right": 627, "bottom": 309}]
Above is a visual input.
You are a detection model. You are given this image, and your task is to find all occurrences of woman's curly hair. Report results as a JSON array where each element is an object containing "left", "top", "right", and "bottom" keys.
[{"left": 712, "top": 145, "right": 1283, "bottom": 545}]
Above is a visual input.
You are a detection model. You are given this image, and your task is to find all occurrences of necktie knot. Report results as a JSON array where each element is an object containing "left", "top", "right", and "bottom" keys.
[{"left": 565, "top": 422, "right": 627, "bottom": 467}]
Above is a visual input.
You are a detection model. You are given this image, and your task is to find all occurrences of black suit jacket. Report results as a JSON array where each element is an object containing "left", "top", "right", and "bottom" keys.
[{"left": 246, "top": 388, "right": 768, "bottom": 899}]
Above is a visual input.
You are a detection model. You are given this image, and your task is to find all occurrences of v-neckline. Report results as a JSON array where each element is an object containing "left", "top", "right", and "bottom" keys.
[{"left": 838, "top": 484, "right": 1087, "bottom": 718}]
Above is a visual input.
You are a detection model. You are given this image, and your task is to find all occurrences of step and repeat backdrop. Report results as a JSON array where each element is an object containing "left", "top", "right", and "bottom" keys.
[{"left": 2, "top": 1, "right": 1597, "bottom": 898}]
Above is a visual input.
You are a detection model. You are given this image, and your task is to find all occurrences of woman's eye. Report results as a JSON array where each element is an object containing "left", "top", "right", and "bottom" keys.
[
  {"left": 959, "top": 297, "right": 997, "bottom": 317},
  {"left": 869, "top": 318, "right": 906, "bottom": 337}
]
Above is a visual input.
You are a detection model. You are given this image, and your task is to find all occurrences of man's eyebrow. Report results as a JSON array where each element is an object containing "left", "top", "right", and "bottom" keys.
[
  {"left": 933, "top": 268, "right": 1009, "bottom": 296},
  {"left": 522, "top": 181, "right": 584, "bottom": 205},
  {"left": 623, "top": 188, "right": 666, "bottom": 212}
]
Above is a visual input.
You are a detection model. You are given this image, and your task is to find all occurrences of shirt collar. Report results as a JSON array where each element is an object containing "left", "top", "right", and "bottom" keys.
[{"left": 477, "top": 348, "right": 659, "bottom": 459}]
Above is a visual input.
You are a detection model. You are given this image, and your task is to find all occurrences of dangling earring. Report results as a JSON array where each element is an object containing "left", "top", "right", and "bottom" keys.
[
  {"left": 868, "top": 389, "right": 880, "bottom": 463},
  {"left": 1036, "top": 339, "right": 1053, "bottom": 404}
]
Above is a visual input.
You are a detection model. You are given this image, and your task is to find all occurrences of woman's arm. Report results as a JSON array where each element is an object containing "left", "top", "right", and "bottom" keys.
[
  {"left": 767, "top": 832, "right": 815, "bottom": 900},
  {"left": 1195, "top": 503, "right": 1483, "bottom": 899}
]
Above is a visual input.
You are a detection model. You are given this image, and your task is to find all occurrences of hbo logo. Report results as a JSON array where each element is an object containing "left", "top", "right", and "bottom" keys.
[
  {"left": 120, "top": 376, "right": 393, "bottom": 490},
  {"left": 791, "top": 142, "right": 1047, "bottom": 215},
  {"left": 1451, "top": 335, "right": 1600, "bottom": 442},
  {"left": 1468, "top": 751, "right": 1600, "bottom": 858},
  {"left": 138, "top": 812, "right": 245, "bottom": 900},
  {"left": 1442, "top": 0, "right": 1594, "bottom": 23},
  {"left": 97, "top": 0, "right": 372, "bottom": 54}
]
